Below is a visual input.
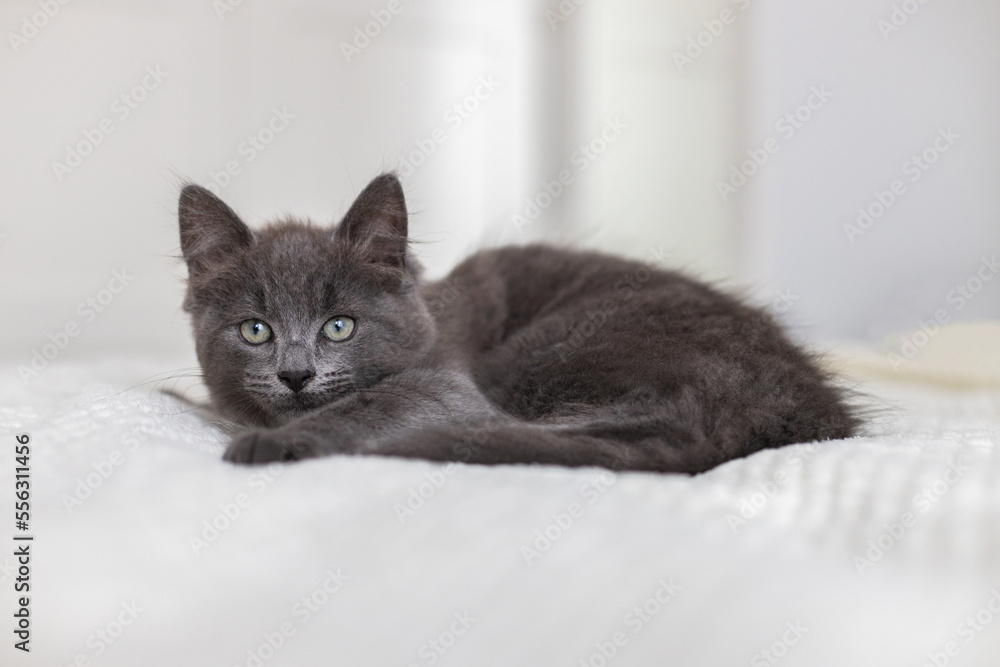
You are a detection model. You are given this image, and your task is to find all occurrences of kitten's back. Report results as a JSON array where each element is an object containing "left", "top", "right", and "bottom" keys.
[{"left": 426, "top": 244, "right": 859, "bottom": 471}]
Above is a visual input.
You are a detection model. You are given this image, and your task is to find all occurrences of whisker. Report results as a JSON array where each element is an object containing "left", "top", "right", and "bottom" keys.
[{"left": 82, "top": 368, "right": 205, "bottom": 410}]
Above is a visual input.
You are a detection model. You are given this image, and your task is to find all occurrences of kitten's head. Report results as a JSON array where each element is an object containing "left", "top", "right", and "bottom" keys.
[{"left": 178, "top": 173, "right": 433, "bottom": 427}]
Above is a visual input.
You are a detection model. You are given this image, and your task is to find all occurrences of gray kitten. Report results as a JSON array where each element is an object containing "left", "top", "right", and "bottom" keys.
[{"left": 178, "top": 173, "right": 859, "bottom": 472}]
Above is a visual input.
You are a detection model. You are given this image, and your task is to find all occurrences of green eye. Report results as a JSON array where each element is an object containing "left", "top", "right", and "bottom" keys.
[
  {"left": 322, "top": 316, "right": 355, "bottom": 342},
  {"left": 239, "top": 320, "right": 272, "bottom": 344}
]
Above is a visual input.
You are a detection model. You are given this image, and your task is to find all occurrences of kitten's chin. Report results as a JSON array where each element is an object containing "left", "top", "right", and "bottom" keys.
[
  {"left": 256, "top": 392, "right": 332, "bottom": 427},
  {"left": 216, "top": 385, "right": 345, "bottom": 428}
]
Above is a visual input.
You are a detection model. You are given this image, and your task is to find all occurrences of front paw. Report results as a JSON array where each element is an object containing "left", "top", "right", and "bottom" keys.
[{"left": 223, "top": 429, "right": 324, "bottom": 464}]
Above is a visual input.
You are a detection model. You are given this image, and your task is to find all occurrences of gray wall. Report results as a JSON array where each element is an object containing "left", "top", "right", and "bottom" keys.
[{"left": 738, "top": 0, "right": 1000, "bottom": 341}]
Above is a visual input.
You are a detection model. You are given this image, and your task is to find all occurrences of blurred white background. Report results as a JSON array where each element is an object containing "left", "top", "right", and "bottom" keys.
[{"left": 1, "top": 0, "right": 998, "bottom": 371}]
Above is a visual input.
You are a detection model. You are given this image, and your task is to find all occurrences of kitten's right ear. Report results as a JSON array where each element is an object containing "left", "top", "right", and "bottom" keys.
[{"left": 178, "top": 185, "right": 253, "bottom": 278}]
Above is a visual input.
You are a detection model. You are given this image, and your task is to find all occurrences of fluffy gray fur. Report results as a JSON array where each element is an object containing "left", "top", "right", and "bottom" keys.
[{"left": 178, "top": 173, "right": 860, "bottom": 472}]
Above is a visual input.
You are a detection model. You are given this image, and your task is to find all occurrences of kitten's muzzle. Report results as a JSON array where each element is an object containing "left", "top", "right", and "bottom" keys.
[{"left": 277, "top": 368, "right": 314, "bottom": 393}]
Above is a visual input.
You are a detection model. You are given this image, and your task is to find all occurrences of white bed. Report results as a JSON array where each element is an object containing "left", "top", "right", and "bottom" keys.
[{"left": 3, "top": 326, "right": 1000, "bottom": 666}]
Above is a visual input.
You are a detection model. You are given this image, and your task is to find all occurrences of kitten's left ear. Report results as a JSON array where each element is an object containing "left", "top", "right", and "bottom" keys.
[{"left": 335, "top": 173, "right": 408, "bottom": 273}]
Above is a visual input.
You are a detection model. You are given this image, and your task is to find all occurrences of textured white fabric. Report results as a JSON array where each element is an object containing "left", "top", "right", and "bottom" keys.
[{"left": 2, "top": 357, "right": 1000, "bottom": 666}]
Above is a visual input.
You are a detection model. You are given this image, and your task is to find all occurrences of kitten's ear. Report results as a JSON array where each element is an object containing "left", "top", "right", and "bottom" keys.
[
  {"left": 334, "top": 173, "right": 408, "bottom": 273},
  {"left": 178, "top": 185, "right": 253, "bottom": 278}
]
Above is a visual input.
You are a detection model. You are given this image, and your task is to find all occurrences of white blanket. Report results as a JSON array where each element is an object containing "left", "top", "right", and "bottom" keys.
[{"left": 3, "top": 354, "right": 1000, "bottom": 667}]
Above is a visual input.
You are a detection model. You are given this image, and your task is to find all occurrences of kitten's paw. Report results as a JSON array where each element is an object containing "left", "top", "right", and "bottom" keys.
[{"left": 223, "top": 429, "right": 324, "bottom": 464}]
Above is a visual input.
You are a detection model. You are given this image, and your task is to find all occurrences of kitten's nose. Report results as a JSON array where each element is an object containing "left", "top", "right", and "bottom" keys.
[{"left": 277, "top": 369, "right": 314, "bottom": 393}]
